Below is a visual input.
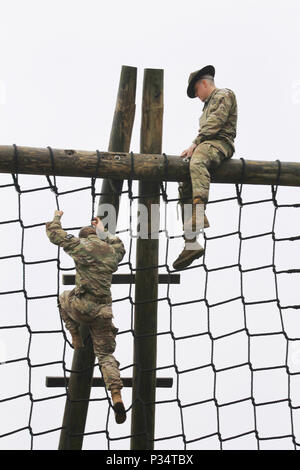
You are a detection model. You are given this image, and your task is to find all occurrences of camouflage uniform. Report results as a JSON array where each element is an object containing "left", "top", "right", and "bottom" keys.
[
  {"left": 46, "top": 215, "right": 125, "bottom": 391},
  {"left": 179, "top": 87, "right": 238, "bottom": 207}
]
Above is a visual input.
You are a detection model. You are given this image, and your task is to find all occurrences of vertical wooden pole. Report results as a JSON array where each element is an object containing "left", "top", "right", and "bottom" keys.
[
  {"left": 98, "top": 65, "right": 137, "bottom": 226},
  {"left": 130, "top": 69, "right": 164, "bottom": 450},
  {"left": 58, "top": 66, "right": 137, "bottom": 450}
]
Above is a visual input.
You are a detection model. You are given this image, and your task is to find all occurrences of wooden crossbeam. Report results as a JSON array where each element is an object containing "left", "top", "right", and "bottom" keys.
[
  {"left": 62, "top": 273, "right": 180, "bottom": 285},
  {"left": 1, "top": 145, "right": 299, "bottom": 186},
  {"left": 46, "top": 376, "right": 173, "bottom": 388}
]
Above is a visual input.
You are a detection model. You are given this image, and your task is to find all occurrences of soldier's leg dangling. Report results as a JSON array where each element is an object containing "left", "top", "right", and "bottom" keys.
[{"left": 89, "top": 315, "right": 126, "bottom": 424}]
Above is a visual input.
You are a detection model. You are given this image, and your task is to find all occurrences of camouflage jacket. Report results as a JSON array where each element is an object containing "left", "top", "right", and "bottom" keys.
[
  {"left": 193, "top": 87, "right": 238, "bottom": 156},
  {"left": 46, "top": 215, "right": 125, "bottom": 299}
]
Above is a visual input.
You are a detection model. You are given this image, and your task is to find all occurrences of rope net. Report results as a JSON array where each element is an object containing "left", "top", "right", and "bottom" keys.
[{"left": 1, "top": 146, "right": 300, "bottom": 450}]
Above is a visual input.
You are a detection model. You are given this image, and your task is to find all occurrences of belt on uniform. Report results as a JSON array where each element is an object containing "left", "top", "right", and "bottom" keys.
[{"left": 82, "top": 292, "right": 112, "bottom": 304}]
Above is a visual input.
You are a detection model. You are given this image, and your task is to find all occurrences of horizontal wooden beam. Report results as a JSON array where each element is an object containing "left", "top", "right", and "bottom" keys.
[
  {"left": 0, "top": 145, "right": 298, "bottom": 186},
  {"left": 62, "top": 273, "right": 181, "bottom": 285},
  {"left": 46, "top": 376, "right": 173, "bottom": 388}
]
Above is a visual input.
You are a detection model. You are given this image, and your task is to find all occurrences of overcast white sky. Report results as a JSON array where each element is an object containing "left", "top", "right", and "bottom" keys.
[{"left": 1, "top": 0, "right": 300, "bottom": 451}]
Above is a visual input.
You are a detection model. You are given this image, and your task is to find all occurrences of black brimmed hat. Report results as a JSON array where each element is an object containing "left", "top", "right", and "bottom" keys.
[{"left": 187, "top": 65, "right": 215, "bottom": 98}]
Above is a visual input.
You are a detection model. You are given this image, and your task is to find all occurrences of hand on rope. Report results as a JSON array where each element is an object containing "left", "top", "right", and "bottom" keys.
[{"left": 91, "top": 216, "right": 104, "bottom": 232}]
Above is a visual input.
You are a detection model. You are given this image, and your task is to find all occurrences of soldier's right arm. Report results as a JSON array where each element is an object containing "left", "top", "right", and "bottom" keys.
[
  {"left": 46, "top": 214, "right": 121, "bottom": 266},
  {"left": 46, "top": 215, "right": 80, "bottom": 251}
]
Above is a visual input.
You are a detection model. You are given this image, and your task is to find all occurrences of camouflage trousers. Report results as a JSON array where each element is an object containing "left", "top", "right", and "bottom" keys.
[
  {"left": 59, "top": 289, "right": 123, "bottom": 391},
  {"left": 179, "top": 141, "right": 234, "bottom": 206}
]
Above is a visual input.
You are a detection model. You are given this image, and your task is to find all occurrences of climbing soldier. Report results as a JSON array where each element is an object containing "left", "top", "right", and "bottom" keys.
[
  {"left": 46, "top": 211, "right": 126, "bottom": 424},
  {"left": 173, "top": 65, "right": 238, "bottom": 270}
]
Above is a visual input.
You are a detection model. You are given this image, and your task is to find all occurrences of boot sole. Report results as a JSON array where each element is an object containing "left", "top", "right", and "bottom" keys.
[
  {"left": 173, "top": 249, "right": 205, "bottom": 271},
  {"left": 114, "top": 402, "right": 127, "bottom": 424}
]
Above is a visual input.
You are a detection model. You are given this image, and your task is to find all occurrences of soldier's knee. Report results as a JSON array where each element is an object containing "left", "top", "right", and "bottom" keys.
[
  {"left": 93, "top": 337, "right": 116, "bottom": 358},
  {"left": 98, "top": 354, "right": 120, "bottom": 368},
  {"left": 193, "top": 142, "right": 209, "bottom": 154},
  {"left": 190, "top": 158, "right": 208, "bottom": 173}
]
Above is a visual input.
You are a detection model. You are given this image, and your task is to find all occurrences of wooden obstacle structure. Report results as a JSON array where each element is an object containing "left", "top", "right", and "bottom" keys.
[{"left": 2, "top": 65, "right": 300, "bottom": 451}]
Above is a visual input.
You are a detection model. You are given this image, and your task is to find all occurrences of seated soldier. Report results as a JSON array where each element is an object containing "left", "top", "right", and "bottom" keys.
[
  {"left": 173, "top": 65, "right": 237, "bottom": 270},
  {"left": 46, "top": 211, "right": 126, "bottom": 424}
]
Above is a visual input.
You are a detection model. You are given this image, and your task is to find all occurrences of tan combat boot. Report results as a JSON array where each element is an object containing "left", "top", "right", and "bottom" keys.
[
  {"left": 111, "top": 389, "right": 126, "bottom": 424},
  {"left": 172, "top": 236, "right": 205, "bottom": 271},
  {"left": 173, "top": 196, "right": 208, "bottom": 270}
]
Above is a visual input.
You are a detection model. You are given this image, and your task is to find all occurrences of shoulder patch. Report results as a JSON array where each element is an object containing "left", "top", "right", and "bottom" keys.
[{"left": 66, "top": 234, "right": 74, "bottom": 239}]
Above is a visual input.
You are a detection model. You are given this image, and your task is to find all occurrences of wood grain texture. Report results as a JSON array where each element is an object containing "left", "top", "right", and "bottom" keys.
[
  {"left": 1, "top": 145, "right": 298, "bottom": 186},
  {"left": 130, "top": 68, "right": 163, "bottom": 451}
]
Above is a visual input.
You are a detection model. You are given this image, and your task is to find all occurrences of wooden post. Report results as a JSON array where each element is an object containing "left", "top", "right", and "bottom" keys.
[
  {"left": 58, "top": 336, "right": 95, "bottom": 450},
  {"left": 130, "top": 69, "right": 163, "bottom": 450},
  {"left": 58, "top": 66, "right": 137, "bottom": 450},
  {"left": 97, "top": 65, "right": 137, "bottom": 227}
]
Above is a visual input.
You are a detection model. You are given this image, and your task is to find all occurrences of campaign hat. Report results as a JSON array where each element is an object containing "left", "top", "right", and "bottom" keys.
[{"left": 187, "top": 65, "right": 215, "bottom": 98}]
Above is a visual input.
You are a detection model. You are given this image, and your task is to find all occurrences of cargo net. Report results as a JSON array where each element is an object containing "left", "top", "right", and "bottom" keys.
[{"left": 1, "top": 146, "right": 300, "bottom": 450}]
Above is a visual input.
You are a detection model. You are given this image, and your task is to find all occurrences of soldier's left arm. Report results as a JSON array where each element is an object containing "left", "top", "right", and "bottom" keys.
[
  {"left": 197, "top": 90, "right": 235, "bottom": 142},
  {"left": 110, "top": 237, "right": 126, "bottom": 263},
  {"left": 96, "top": 227, "right": 126, "bottom": 263}
]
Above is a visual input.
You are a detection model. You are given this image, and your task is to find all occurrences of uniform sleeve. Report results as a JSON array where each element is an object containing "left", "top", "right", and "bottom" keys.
[
  {"left": 45, "top": 215, "right": 80, "bottom": 251},
  {"left": 193, "top": 91, "right": 234, "bottom": 145},
  {"left": 96, "top": 227, "right": 126, "bottom": 263},
  {"left": 110, "top": 237, "right": 126, "bottom": 263}
]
